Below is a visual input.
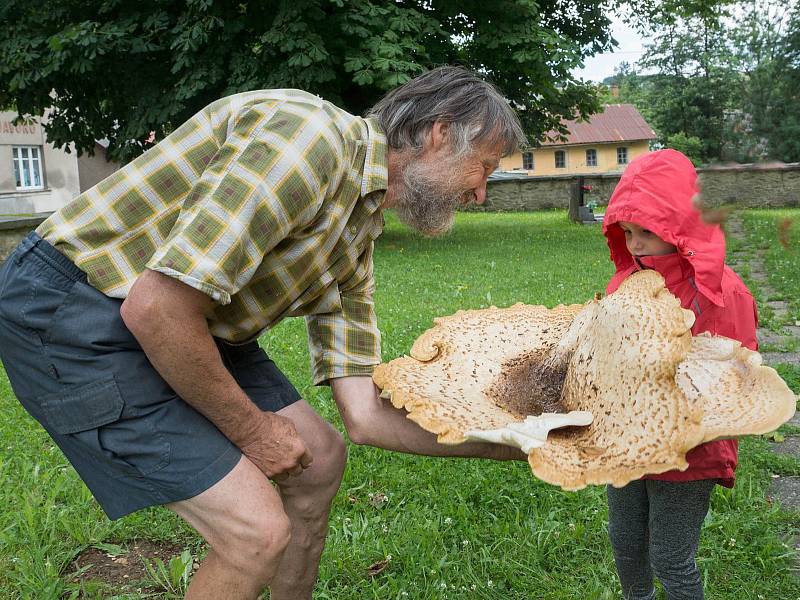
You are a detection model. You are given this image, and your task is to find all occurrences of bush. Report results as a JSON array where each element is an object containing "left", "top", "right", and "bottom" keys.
[{"left": 665, "top": 132, "right": 705, "bottom": 166}]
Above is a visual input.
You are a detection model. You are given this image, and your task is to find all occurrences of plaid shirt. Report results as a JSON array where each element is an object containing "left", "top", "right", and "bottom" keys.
[{"left": 38, "top": 90, "right": 387, "bottom": 384}]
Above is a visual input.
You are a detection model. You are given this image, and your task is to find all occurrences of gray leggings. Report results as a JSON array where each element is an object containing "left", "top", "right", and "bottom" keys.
[{"left": 607, "top": 479, "right": 716, "bottom": 600}]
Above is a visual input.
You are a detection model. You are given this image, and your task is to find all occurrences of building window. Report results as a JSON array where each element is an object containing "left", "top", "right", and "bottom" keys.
[
  {"left": 522, "top": 151, "right": 534, "bottom": 170},
  {"left": 586, "top": 148, "right": 597, "bottom": 167},
  {"left": 617, "top": 147, "right": 628, "bottom": 165},
  {"left": 554, "top": 150, "right": 566, "bottom": 169},
  {"left": 12, "top": 146, "right": 44, "bottom": 190}
]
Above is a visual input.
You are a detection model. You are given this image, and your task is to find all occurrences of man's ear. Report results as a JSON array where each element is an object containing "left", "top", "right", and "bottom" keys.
[{"left": 428, "top": 120, "right": 449, "bottom": 151}]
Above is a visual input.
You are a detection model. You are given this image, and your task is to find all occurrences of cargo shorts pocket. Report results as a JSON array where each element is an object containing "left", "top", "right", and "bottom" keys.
[{"left": 41, "top": 377, "right": 171, "bottom": 478}]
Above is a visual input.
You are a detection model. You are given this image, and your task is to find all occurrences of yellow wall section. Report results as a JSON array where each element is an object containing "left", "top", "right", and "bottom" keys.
[{"left": 499, "top": 141, "right": 651, "bottom": 176}]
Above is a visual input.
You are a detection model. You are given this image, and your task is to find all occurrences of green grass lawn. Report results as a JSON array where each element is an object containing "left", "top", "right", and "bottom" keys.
[
  {"left": 740, "top": 209, "right": 800, "bottom": 329},
  {"left": 1, "top": 210, "right": 798, "bottom": 599}
]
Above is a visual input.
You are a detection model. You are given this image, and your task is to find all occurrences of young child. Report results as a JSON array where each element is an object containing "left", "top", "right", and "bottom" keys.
[{"left": 601, "top": 149, "right": 758, "bottom": 600}]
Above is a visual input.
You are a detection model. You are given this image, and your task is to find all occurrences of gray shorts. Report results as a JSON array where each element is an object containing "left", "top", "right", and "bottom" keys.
[{"left": 0, "top": 233, "right": 301, "bottom": 519}]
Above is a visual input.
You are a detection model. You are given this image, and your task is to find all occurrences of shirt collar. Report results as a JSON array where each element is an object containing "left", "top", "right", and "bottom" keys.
[{"left": 361, "top": 117, "right": 389, "bottom": 198}]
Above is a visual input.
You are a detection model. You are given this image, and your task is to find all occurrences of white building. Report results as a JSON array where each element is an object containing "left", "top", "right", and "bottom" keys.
[{"left": 0, "top": 111, "right": 119, "bottom": 214}]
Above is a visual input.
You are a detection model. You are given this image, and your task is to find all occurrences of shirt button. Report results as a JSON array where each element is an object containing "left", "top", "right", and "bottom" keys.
[{"left": 349, "top": 225, "right": 357, "bottom": 234}]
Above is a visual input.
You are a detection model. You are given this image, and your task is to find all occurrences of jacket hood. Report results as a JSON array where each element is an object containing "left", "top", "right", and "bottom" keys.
[{"left": 602, "top": 149, "right": 726, "bottom": 306}]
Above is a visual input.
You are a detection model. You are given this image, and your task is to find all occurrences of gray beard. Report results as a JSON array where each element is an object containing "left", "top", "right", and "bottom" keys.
[{"left": 393, "top": 158, "right": 470, "bottom": 237}]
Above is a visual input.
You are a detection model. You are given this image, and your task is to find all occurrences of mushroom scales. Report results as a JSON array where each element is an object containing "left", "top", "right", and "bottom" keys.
[{"left": 374, "top": 271, "right": 796, "bottom": 490}]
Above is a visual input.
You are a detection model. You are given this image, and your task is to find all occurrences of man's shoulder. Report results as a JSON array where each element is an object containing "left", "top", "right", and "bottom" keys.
[
  {"left": 207, "top": 90, "right": 359, "bottom": 132},
  {"left": 208, "top": 89, "right": 328, "bottom": 110}
]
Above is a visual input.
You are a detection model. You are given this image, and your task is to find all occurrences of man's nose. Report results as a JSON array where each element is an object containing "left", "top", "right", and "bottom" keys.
[{"left": 473, "top": 182, "right": 487, "bottom": 205}]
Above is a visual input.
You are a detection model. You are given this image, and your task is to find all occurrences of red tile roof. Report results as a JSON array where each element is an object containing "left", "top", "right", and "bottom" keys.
[{"left": 539, "top": 104, "right": 657, "bottom": 147}]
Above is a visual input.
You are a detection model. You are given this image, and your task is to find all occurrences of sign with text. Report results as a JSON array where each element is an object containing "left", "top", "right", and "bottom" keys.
[{"left": 0, "top": 112, "right": 43, "bottom": 143}]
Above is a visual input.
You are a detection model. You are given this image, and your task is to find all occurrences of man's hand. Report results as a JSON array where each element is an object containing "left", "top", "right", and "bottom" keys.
[{"left": 237, "top": 412, "right": 313, "bottom": 480}]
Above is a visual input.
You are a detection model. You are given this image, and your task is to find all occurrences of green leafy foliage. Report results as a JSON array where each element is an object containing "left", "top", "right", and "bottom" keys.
[
  {"left": 609, "top": 1, "right": 738, "bottom": 162},
  {"left": 0, "top": 0, "right": 615, "bottom": 162},
  {"left": 665, "top": 131, "right": 704, "bottom": 165},
  {"left": 141, "top": 549, "right": 194, "bottom": 597},
  {"left": 609, "top": 0, "right": 800, "bottom": 163}
]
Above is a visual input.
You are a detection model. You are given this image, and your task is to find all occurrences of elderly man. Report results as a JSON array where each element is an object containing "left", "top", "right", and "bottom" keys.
[{"left": 0, "top": 66, "right": 525, "bottom": 599}]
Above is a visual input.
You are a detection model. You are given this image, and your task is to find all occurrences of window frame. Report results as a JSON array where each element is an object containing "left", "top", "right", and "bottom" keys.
[
  {"left": 585, "top": 148, "right": 598, "bottom": 167},
  {"left": 554, "top": 149, "right": 566, "bottom": 169},
  {"left": 522, "top": 151, "right": 534, "bottom": 170},
  {"left": 617, "top": 146, "right": 629, "bottom": 165},
  {"left": 12, "top": 145, "right": 45, "bottom": 190}
]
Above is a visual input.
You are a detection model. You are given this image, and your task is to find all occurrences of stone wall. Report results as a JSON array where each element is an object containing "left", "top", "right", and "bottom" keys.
[
  {"left": 483, "top": 162, "right": 800, "bottom": 211},
  {"left": 0, "top": 215, "right": 48, "bottom": 262},
  {"left": 481, "top": 174, "right": 620, "bottom": 211},
  {"left": 696, "top": 163, "right": 800, "bottom": 207}
]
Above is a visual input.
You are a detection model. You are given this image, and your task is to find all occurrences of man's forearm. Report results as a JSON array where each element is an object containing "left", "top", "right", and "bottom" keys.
[
  {"left": 121, "top": 271, "right": 312, "bottom": 479},
  {"left": 120, "top": 273, "right": 260, "bottom": 445},
  {"left": 331, "top": 376, "right": 525, "bottom": 460}
]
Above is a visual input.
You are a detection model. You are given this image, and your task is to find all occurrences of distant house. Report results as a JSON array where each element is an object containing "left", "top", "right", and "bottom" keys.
[
  {"left": 0, "top": 111, "right": 119, "bottom": 214},
  {"left": 500, "top": 104, "right": 657, "bottom": 177}
]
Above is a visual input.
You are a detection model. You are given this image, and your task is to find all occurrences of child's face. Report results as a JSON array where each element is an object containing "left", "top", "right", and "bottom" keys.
[{"left": 618, "top": 221, "right": 677, "bottom": 257}]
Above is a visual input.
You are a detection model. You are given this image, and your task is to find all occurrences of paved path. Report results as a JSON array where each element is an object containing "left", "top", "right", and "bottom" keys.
[{"left": 727, "top": 215, "right": 800, "bottom": 575}]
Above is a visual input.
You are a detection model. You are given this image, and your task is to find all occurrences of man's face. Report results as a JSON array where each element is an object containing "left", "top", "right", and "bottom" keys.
[{"left": 393, "top": 143, "right": 500, "bottom": 237}]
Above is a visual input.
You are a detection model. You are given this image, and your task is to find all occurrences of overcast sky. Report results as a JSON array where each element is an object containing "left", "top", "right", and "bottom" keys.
[{"left": 572, "top": 14, "right": 651, "bottom": 82}]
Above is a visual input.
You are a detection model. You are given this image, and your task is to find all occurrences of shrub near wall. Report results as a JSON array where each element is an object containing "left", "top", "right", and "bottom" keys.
[
  {"left": 0, "top": 216, "right": 48, "bottom": 262},
  {"left": 482, "top": 163, "right": 800, "bottom": 212}
]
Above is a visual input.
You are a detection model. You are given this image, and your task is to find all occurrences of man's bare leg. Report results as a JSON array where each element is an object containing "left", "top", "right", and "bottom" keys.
[
  {"left": 167, "top": 456, "right": 292, "bottom": 600},
  {"left": 169, "top": 400, "right": 344, "bottom": 599},
  {"left": 268, "top": 401, "right": 347, "bottom": 600}
]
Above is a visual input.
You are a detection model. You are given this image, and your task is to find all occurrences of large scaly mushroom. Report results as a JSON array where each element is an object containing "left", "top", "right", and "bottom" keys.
[{"left": 373, "top": 270, "right": 796, "bottom": 490}]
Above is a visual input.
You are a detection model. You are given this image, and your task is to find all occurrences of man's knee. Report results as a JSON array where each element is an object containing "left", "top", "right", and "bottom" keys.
[
  {"left": 279, "top": 424, "right": 346, "bottom": 526},
  {"left": 250, "top": 511, "right": 293, "bottom": 560},
  {"left": 319, "top": 426, "right": 347, "bottom": 481},
  {"left": 303, "top": 423, "right": 347, "bottom": 491},
  {"left": 215, "top": 510, "right": 293, "bottom": 578}
]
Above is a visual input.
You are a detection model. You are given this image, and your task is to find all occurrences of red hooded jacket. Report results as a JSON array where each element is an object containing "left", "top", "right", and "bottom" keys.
[{"left": 602, "top": 149, "right": 758, "bottom": 487}]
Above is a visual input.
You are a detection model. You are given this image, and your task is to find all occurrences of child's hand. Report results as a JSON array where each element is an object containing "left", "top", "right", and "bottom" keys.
[{"left": 465, "top": 411, "right": 593, "bottom": 454}]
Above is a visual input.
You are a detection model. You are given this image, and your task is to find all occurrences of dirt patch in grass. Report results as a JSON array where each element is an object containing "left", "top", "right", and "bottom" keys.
[{"left": 70, "top": 539, "right": 187, "bottom": 589}]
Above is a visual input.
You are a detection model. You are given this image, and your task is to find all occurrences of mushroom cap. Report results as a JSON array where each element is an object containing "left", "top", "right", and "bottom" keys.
[
  {"left": 374, "top": 301, "right": 586, "bottom": 443},
  {"left": 373, "top": 270, "right": 797, "bottom": 490}
]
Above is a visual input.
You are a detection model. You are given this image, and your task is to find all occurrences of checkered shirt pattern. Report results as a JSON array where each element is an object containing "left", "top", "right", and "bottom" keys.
[{"left": 38, "top": 89, "right": 388, "bottom": 384}]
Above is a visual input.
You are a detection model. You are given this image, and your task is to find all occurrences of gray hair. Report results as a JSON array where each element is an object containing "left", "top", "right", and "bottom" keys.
[{"left": 367, "top": 65, "right": 527, "bottom": 157}]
